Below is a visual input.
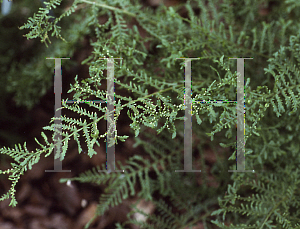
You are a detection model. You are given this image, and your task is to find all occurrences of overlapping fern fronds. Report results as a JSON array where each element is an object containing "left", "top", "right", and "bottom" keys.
[{"left": 0, "top": 0, "right": 300, "bottom": 228}]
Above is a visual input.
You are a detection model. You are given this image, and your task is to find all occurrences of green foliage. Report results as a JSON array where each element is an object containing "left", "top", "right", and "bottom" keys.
[{"left": 1, "top": 0, "right": 300, "bottom": 228}]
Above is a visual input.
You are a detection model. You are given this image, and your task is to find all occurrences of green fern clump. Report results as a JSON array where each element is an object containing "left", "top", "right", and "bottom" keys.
[{"left": 1, "top": 0, "right": 300, "bottom": 228}]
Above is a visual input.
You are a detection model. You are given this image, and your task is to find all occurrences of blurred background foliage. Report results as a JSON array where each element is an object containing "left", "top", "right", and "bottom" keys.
[
  {"left": 0, "top": 0, "right": 90, "bottom": 151},
  {"left": 0, "top": 1, "right": 96, "bottom": 177}
]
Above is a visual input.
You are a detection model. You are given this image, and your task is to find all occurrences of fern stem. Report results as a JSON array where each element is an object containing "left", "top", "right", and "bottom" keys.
[
  {"left": 78, "top": 0, "right": 138, "bottom": 19},
  {"left": 258, "top": 194, "right": 289, "bottom": 229}
]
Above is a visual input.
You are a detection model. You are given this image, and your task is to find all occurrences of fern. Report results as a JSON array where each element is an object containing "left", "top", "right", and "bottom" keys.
[{"left": 1, "top": 0, "right": 300, "bottom": 228}]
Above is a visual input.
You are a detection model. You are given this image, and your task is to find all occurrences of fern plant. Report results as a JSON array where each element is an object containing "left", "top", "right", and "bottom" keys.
[{"left": 1, "top": 0, "right": 300, "bottom": 228}]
